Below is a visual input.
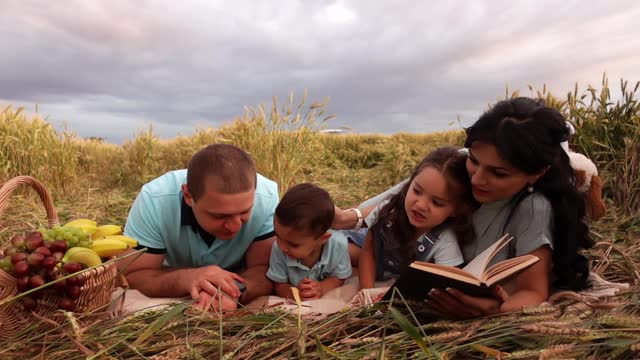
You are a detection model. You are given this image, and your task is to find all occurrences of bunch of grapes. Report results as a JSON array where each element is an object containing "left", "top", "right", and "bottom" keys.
[
  {"left": 38, "top": 224, "right": 93, "bottom": 249},
  {"left": 0, "top": 231, "right": 86, "bottom": 311}
]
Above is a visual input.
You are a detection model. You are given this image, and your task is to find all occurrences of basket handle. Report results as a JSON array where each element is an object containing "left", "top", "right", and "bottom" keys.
[{"left": 0, "top": 176, "right": 59, "bottom": 226}]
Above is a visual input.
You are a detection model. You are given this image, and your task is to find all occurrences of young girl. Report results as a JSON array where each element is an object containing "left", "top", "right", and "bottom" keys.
[{"left": 359, "top": 146, "right": 477, "bottom": 289}]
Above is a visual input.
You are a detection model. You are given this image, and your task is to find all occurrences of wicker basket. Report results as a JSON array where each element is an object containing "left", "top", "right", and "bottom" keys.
[{"left": 0, "top": 176, "right": 118, "bottom": 340}]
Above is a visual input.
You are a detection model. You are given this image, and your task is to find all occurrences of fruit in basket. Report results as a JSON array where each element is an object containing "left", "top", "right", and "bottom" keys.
[
  {"left": 34, "top": 246, "right": 52, "bottom": 257},
  {"left": 40, "top": 225, "right": 92, "bottom": 248},
  {"left": 42, "top": 256, "right": 57, "bottom": 270},
  {"left": 90, "top": 238, "right": 129, "bottom": 258},
  {"left": 58, "top": 297, "right": 75, "bottom": 311},
  {"left": 50, "top": 240, "right": 68, "bottom": 253},
  {"left": 29, "top": 274, "right": 46, "bottom": 288},
  {"left": 16, "top": 276, "right": 30, "bottom": 292},
  {"left": 66, "top": 285, "right": 81, "bottom": 299},
  {"left": 62, "top": 261, "right": 83, "bottom": 274},
  {"left": 62, "top": 248, "right": 102, "bottom": 268},
  {"left": 0, "top": 258, "right": 11, "bottom": 273},
  {"left": 63, "top": 219, "right": 98, "bottom": 235},
  {"left": 10, "top": 234, "right": 26, "bottom": 250},
  {"left": 104, "top": 235, "right": 138, "bottom": 248},
  {"left": 91, "top": 224, "right": 123, "bottom": 239},
  {"left": 11, "top": 252, "right": 28, "bottom": 264},
  {"left": 27, "top": 252, "right": 45, "bottom": 267},
  {"left": 2, "top": 219, "right": 125, "bottom": 312},
  {"left": 13, "top": 260, "right": 29, "bottom": 277},
  {"left": 24, "top": 232, "right": 44, "bottom": 251}
]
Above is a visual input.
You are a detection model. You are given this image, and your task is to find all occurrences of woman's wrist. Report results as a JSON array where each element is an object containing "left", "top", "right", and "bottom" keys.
[{"left": 333, "top": 206, "right": 359, "bottom": 229}]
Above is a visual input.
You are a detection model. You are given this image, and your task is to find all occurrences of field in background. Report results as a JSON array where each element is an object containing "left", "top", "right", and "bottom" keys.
[{"left": 1, "top": 76, "right": 638, "bottom": 238}]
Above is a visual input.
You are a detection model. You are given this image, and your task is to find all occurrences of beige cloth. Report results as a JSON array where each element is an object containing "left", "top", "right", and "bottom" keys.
[{"left": 110, "top": 272, "right": 629, "bottom": 316}]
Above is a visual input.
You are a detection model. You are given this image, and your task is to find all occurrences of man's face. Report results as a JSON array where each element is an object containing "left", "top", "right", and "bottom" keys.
[{"left": 182, "top": 182, "right": 255, "bottom": 240}]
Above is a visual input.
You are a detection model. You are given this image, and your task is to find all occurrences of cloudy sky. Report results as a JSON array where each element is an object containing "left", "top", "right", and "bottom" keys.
[{"left": 2, "top": 1, "right": 639, "bottom": 143}]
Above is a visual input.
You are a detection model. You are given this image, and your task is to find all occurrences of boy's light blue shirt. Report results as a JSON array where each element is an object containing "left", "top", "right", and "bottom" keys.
[
  {"left": 124, "top": 169, "right": 279, "bottom": 270},
  {"left": 266, "top": 230, "right": 352, "bottom": 286}
]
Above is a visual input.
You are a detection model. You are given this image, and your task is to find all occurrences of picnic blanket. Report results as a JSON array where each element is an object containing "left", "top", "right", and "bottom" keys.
[{"left": 110, "top": 272, "right": 629, "bottom": 316}]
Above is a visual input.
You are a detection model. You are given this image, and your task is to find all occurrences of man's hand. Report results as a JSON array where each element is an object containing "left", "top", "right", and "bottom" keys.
[
  {"left": 297, "top": 278, "right": 322, "bottom": 300},
  {"left": 187, "top": 265, "right": 245, "bottom": 300},
  {"left": 425, "top": 286, "right": 509, "bottom": 319},
  {"left": 194, "top": 290, "right": 239, "bottom": 312}
]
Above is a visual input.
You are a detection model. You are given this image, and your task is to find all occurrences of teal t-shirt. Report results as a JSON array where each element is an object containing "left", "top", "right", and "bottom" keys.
[
  {"left": 266, "top": 230, "right": 352, "bottom": 286},
  {"left": 124, "top": 169, "right": 279, "bottom": 270}
]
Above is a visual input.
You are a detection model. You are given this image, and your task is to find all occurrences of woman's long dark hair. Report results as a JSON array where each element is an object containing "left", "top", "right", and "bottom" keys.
[
  {"left": 464, "top": 97, "right": 592, "bottom": 290},
  {"left": 370, "top": 146, "right": 478, "bottom": 269}
]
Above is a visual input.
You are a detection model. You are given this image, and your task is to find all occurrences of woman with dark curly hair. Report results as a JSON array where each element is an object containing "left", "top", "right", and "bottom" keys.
[{"left": 335, "top": 97, "right": 592, "bottom": 318}]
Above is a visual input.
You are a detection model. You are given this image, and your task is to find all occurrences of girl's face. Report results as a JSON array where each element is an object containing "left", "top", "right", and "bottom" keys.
[
  {"left": 404, "top": 166, "right": 457, "bottom": 233},
  {"left": 466, "top": 142, "right": 545, "bottom": 203}
]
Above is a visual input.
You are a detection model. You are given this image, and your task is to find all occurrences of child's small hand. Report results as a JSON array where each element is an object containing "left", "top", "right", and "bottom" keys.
[{"left": 298, "top": 278, "right": 322, "bottom": 300}]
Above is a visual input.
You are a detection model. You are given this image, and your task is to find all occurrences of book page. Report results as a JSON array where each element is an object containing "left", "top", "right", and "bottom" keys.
[
  {"left": 462, "top": 234, "right": 512, "bottom": 279},
  {"left": 484, "top": 255, "right": 539, "bottom": 286},
  {"left": 409, "top": 262, "right": 482, "bottom": 286}
]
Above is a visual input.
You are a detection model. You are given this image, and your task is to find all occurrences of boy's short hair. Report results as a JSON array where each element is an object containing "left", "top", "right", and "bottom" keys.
[
  {"left": 275, "top": 183, "right": 335, "bottom": 238},
  {"left": 187, "top": 144, "right": 257, "bottom": 200}
]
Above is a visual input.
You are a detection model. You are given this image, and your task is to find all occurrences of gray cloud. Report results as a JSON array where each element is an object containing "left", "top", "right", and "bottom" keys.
[{"left": 1, "top": 0, "right": 639, "bottom": 142}]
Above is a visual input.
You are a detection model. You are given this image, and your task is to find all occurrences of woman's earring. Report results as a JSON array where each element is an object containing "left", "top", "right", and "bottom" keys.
[{"left": 527, "top": 185, "right": 535, "bottom": 193}]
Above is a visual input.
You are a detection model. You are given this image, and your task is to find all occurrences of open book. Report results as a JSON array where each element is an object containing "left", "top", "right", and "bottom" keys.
[{"left": 382, "top": 235, "right": 539, "bottom": 300}]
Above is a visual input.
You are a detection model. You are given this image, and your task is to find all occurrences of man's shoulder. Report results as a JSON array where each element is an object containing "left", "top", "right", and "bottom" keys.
[
  {"left": 142, "top": 170, "right": 187, "bottom": 198},
  {"left": 250, "top": 174, "right": 279, "bottom": 218},
  {"left": 255, "top": 174, "right": 279, "bottom": 199}
]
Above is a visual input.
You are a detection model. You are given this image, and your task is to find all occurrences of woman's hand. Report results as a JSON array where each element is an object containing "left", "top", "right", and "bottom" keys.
[{"left": 425, "top": 286, "right": 509, "bottom": 319}]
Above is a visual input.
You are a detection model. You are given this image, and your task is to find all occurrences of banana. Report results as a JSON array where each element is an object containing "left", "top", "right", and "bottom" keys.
[
  {"left": 63, "top": 219, "right": 98, "bottom": 235},
  {"left": 91, "top": 225, "right": 123, "bottom": 239},
  {"left": 90, "top": 238, "right": 129, "bottom": 258},
  {"left": 64, "top": 219, "right": 97, "bottom": 228},
  {"left": 62, "top": 247, "right": 102, "bottom": 267},
  {"left": 100, "top": 235, "right": 138, "bottom": 248}
]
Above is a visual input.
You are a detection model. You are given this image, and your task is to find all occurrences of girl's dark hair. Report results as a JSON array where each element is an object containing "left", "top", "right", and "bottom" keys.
[
  {"left": 464, "top": 97, "right": 592, "bottom": 290},
  {"left": 370, "top": 146, "right": 478, "bottom": 269}
]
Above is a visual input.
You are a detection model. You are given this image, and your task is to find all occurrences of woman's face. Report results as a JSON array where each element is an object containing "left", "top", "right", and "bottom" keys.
[{"left": 466, "top": 142, "right": 544, "bottom": 203}]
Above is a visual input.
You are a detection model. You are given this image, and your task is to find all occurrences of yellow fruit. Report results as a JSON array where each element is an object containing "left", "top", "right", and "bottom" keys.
[
  {"left": 101, "top": 235, "right": 138, "bottom": 248},
  {"left": 64, "top": 219, "right": 97, "bottom": 228},
  {"left": 91, "top": 225, "right": 123, "bottom": 239},
  {"left": 62, "top": 247, "right": 102, "bottom": 267},
  {"left": 90, "top": 238, "right": 129, "bottom": 258},
  {"left": 63, "top": 219, "right": 98, "bottom": 235}
]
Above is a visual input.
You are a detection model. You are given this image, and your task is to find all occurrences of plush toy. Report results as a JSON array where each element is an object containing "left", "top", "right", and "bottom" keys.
[{"left": 568, "top": 151, "right": 606, "bottom": 221}]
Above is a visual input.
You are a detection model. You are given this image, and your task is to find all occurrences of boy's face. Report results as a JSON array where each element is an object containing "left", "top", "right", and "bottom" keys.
[{"left": 274, "top": 217, "right": 329, "bottom": 262}]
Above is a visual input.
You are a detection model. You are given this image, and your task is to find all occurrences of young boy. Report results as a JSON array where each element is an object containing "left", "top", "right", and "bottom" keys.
[{"left": 267, "top": 183, "right": 352, "bottom": 300}]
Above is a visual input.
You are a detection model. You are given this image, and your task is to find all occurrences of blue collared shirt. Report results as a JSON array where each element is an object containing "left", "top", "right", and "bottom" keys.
[
  {"left": 266, "top": 230, "right": 352, "bottom": 286},
  {"left": 124, "top": 169, "right": 279, "bottom": 270}
]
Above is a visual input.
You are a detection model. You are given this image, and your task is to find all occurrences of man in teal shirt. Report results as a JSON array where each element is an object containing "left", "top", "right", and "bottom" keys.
[{"left": 118, "top": 144, "right": 279, "bottom": 310}]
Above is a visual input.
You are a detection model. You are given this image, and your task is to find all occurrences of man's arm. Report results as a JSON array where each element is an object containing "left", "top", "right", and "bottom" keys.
[
  {"left": 239, "top": 236, "right": 276, "bottom": 304},
  {"left": 117, "top": 248, "right": 244, "bottom": 299},
  {"left": 245, "top": 235, "right": 275, "bottom": 267},
  {"left": 117, "top": 249, "right": 189, "bottom": 297}
]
